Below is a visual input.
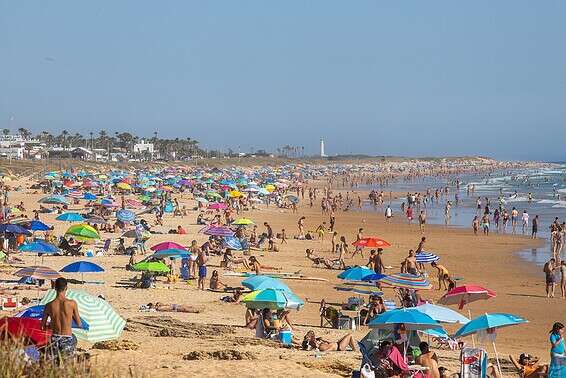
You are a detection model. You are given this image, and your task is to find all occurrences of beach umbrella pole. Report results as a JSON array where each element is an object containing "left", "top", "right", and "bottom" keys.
[
  {"left": 468, "top": 309, "right": 476, "bottom": 347},
  {"left": 492, "top": 342, "right": 502, "bottom": 376}
]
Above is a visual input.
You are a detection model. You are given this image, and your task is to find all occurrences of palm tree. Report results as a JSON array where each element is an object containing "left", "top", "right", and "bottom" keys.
[{"left": 2, "top": 129, "right": 10, "bottom": 136}]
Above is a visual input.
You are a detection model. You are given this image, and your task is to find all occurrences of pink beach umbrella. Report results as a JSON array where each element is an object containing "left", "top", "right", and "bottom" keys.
[
  {"left": 150, "top": 241, "right": 188, "bottom": 252},
  {"left": 439, "top": 285, "right": 496, "bottom": 310},
  {"left": 207, "top": 203, "right": 228, "bottom": 210}
]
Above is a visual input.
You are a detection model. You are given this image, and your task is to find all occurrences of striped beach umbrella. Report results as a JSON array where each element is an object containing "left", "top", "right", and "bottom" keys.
[
  {"left": 116, "top": 209, "right": 136, "bottom": 223},
  {"left": 415, "top": 252, "right": 440, "bottom": 264},
  {"left": 378, "top": 273, "right": 433, "bottom": 290},
  {"left": 14, "top": 266, "right": 61, "bottom": 280},
  {"left": 202, "top": 225, "right": 234, "bottom": 237},
  {"left": 40, "top": 289, "right": 126, "bottom": 343}
]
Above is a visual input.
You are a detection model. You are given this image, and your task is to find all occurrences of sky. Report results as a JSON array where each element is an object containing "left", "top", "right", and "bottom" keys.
[{"left": 1, "top": 1, "right": 565, "bottom": 161}]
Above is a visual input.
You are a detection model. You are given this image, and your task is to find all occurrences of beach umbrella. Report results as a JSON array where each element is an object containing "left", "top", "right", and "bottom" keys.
[
  {"left": 203, "top": 225, "right": 235, "bottom": 237},
  {"left": 337, "top": 266, "right": 375, "bottom": 281},
  {"left": 232, "top": 218, "right": 254, "bottom": 226},
  {"left": 242, "top": 288, "right": 304, "bottom": 310},
  {"left": 0, "top": 223, "right": 31, "bottom": 235},
  {"left": 335, "top": 283, "right": 384, "bottom": 296},
  {"left": 377, "top": 273, "right": 433, "bottom": 290},
  {"left": 418, "top": 328, "right": 451, "bottom": 339},
  {"left": 40, "top": 289, "right": 126, "bottom": 343},
  {"left": 19, "top": 240, "right": 59, "bottom": 254},
  {"left": 439, "top": 285, "right": 496, "bottom": 310},
  {"left": 223, "top": 236, "right": 243, "bottom": 250},
  {"left": 152, "top": 249, "right": 191, "bottom": 259},
  {"left": 84, "top": 216, "right": 107, "bottom": 225},
  {"left": 151, "top": 241, "right": 187, "bottom": 251},
  {"left": 116, "top": 182, "right": 132, "bottom": 191},
  {"left": 132, "top": 261, "right": 170, "bottom": 273},
  {"left": 56, "top": 212, "right": 85, "bottom": 223},
  {"left": 27, "top": 220, "right": 51, "bottom": 231},
  {"left": 414, "top": 303, "right": 470, "bottom": 324},
  {"left": 14, "top": 266, "right": 61, "bottom": 280},
  {"left": 83, "top": 192, "right": 97, "bottom": 201},
  {"left": 229, "top": 190, "right": 243, "bottom": 198},
  {"left": 415, "top": 252, "right": 439, "bottom": 264},
  {"left": 242, "top": 276, "right": 291, "bottom": 292},
  {"left": 454, "top": 313, "right": 528, "bottom": 375},
  {"left": 60, "top": 261, "right": 104, "bottom": 273},
  {"left": 352, "top": 237, "right": 391, "bottom": 248},
  {"left": 65, "top": 223, "right": 100, "bottom": 241},
  {"left": 38, "top": 195, "right": 68, "bottom": 205},
  {"left": 116, "top": 209, "right": 136, "bottom": 223},
  {"left": 368, "top": 308, "right": 443, "bottom": 331},
  {"left": 0, "top": 317, "right": 51, "bottom": 347},
  {"left": 16, "top": 305, "right": 89, "bottom": 330},
  {"left": 60, "top": 260, "right": 104, "bottom": 283},
  {"left": 207, "top": 202, "right": 227, "bottom": 210},
  {"left": 360, "top": 273, "right": 388, "bottom": 282}
]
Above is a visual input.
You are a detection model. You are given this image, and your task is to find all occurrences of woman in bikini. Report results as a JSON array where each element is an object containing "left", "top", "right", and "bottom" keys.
[{"left": 301, "top": 330, "right": 357, "bottom": 352}]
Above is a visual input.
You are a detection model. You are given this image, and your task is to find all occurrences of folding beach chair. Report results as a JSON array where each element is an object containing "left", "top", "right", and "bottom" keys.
[{"left": 95, "top": 239, "right": 111, "bottom": 256}]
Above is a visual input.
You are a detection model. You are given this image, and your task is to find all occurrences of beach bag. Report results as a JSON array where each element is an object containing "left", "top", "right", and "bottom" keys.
[{"left": 360, "top": 364, "right": 375, "bottom": 378}]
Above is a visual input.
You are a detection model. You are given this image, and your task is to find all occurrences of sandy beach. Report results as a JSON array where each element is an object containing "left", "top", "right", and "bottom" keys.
[{"left": 0, "top": 164, "right": 562, "bottom": 377}]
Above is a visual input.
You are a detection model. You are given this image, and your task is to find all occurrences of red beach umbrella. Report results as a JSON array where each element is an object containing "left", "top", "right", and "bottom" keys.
[
  {"left": 352, "top": 237, "right": 391, "bottom": 248},
  {"left": 439, "top": 284, "right": 496, "bottom": 310}
]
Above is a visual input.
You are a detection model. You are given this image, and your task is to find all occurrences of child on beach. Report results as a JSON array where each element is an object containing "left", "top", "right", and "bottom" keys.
[{"left": 472, "top": 216, "right": 480, "bottom": 235}]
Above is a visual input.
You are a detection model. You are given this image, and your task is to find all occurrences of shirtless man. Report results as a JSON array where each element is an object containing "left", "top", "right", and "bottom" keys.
[
  {"left": 431, "top": 261, "right": 450, "bottom": 290},
  {"left": 196, "top": 241, "right": 208, "bottom": 290},
  {"left": 403, "top": 249, "right": 419, "bottom": 275},
  {"left": 416, "top": 342, "right": 440, "bottom": 378},
  {"left": 41, "top": 277, "right": 82, "bottom": 360}
]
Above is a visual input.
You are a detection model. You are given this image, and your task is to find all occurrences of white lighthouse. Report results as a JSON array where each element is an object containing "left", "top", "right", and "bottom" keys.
[{"left": 320, "top": 138, "right": 326, "bottom": 157}]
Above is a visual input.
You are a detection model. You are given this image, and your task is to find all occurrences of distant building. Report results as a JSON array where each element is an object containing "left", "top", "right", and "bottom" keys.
[
  {"left": 133, "top": 139, "right": 154, "bottom": 157},
  {"left": 71, "top": 147, "right": 94, "bottom": 160},
  {"left": 320, "top": 138, "right": 326, "bottom": 157}
]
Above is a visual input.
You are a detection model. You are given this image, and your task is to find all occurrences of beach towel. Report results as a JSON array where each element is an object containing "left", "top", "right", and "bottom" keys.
[{"left": 460, "top": 347, "right": 487, "bottom": 378}]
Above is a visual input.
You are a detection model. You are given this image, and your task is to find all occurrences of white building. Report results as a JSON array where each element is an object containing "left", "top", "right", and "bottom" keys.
[
  {"left": 0, "top": 146, "right": 25, "bottom": 159},
  {"left": 320, "top": 138, "right": 326, "bottom": 157},
  {"left": 133, "top": 140, "right": 154, "bottom": 156}
]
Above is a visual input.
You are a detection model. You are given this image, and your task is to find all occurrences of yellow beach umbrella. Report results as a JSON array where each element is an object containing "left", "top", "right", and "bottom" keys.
[
  {"left": 116, "top": 182, "right": 132, "bottom": 191},
  {"left": 229, "top": 190, "right": 243, "bottom": 198},
  {"left": 265, "top": 184, "right": 276, "bottom": 192}
]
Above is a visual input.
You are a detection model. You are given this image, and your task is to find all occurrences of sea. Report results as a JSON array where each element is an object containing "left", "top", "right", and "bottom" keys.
[{"left": 361, "top": 164, "right": 566, "bottom": 266}]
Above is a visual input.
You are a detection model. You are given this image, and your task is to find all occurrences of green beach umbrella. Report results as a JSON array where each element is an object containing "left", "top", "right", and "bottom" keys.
[
  {"left": 40, "top": 289, "right": 126, "bottom": 343},
  {"left": 132, "top": 261, "right": 170, "bottom": 273},
  {"left": 65, "top": 223, "right": 100, "bottom": 241}
]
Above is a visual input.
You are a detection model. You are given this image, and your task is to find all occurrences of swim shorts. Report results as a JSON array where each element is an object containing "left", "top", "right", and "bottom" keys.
[
  {"left": 47, "top": 334, "right": 77, "bottom": 360},
  {"left": 199, "top": 265, "right": 207, "bottom": 278}
]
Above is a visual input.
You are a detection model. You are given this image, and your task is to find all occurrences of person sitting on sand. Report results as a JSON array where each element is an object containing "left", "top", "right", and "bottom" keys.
[
  {"left": 276, "top": 309, "right": 294, "bottom": 331},
  {"left": 301, "top": 330, "right": 357, "bottom": 352},
  {"left": 146, "top": 302, "right": 202, "bottom": 313},
  {"left": 362, "top": 295, "right": 386, "bottom": 325},
  {"left": 509, "top": 353, "right": 548, "bottom": 378},
  {"left": 209, "top": 270, "right": 226, "bottom": 290},
  {"left": 416, "top": 342, "right": 440, "bottom": 378},
  {"left": 220, "top": 289, "right": 242, "bottom": 303}
]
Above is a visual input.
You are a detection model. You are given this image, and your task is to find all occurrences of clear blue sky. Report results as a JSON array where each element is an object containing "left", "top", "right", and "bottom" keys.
[{"left": 1, "top": 1, "right": 565, "bottom": 161}]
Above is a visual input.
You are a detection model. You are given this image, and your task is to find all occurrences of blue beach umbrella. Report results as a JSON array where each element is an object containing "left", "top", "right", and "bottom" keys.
[
  {"left": 454, "top": 313, "right": 528, "bottom": 375},
  {"left": 361, "top": 273, "right": 388, "bottom": 282},
  {"left": 337, "top": 266, "right": 375, "bottom": 281},
  {"left": 60, "top": 261, "right": 104, "bottom": 273},
  {"left": 83, "top": 193, "right": 97, "bottom": 201},
  {"left": 116, "top": 209, "right": 135, "bottom": 223},
  {"left": 38, "top": 195, "right": 68, "bottom": 205},
  {"left": 152, "top": 249, "right": 191, "bottom": 259},
  {"left": 16, "top": 305, "right": 89, "bottom": 330},
  {"left": 415, "top": 252, "right": 440, "bottom": 264},
  {"left": 223, "top": 236, "right": 243, "bottom": 250},
  {"left": 27, "top": 220, "right": 51, "bottom": 231},
  {"left": 56, "top": 212, "right": 85, "bottom": 222},
  {"left": 368, "top": 308, "right": 443, "bottom": 331},
  {"left": 0, "top": 224, "right": 31, "bottom": 235},
  {"left": 453, "top": 313, "right": 527, "bottom": 338},
  {"left": 241, "top": 276, "right": 291, "bottom": 292},
  {"left": 19, "top": 240, "right": 59, "bottom": 254}
]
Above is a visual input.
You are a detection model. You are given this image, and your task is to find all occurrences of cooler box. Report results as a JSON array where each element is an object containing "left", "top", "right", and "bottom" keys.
[{"left": 279, "top": 330, "right": 292, "bottom": 345}]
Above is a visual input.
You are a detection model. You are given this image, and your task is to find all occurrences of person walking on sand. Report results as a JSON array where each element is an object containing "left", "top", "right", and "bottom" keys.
[
  {"left": 548, "top": 322, "right": 566, "bottom": 377},
  {"left": 41, "top": 277, "right": 82, "bottom": 361},
  {"left": 561, "top": 261, "right": 566, "bottom": 299},
  {"left": 418, "top": 210, "right": 426, "bottom": 234},
  {"left": 298, "top": 216, "right": 306, "bottom": 238},
  {"left": 544, "top": 258, "right": 557, "bottom": 298},
  {"left": 511, "top": 207, "right": 519, "bottom": 234},
  {"left": 385, "top": 205, "right": 392, "bottom": 222},
  {"left": 406, "top": 206, "right": 413, "bottom": 224},
  {"left": 353, "top": 228, "right": 364, "bottom": 258}
]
